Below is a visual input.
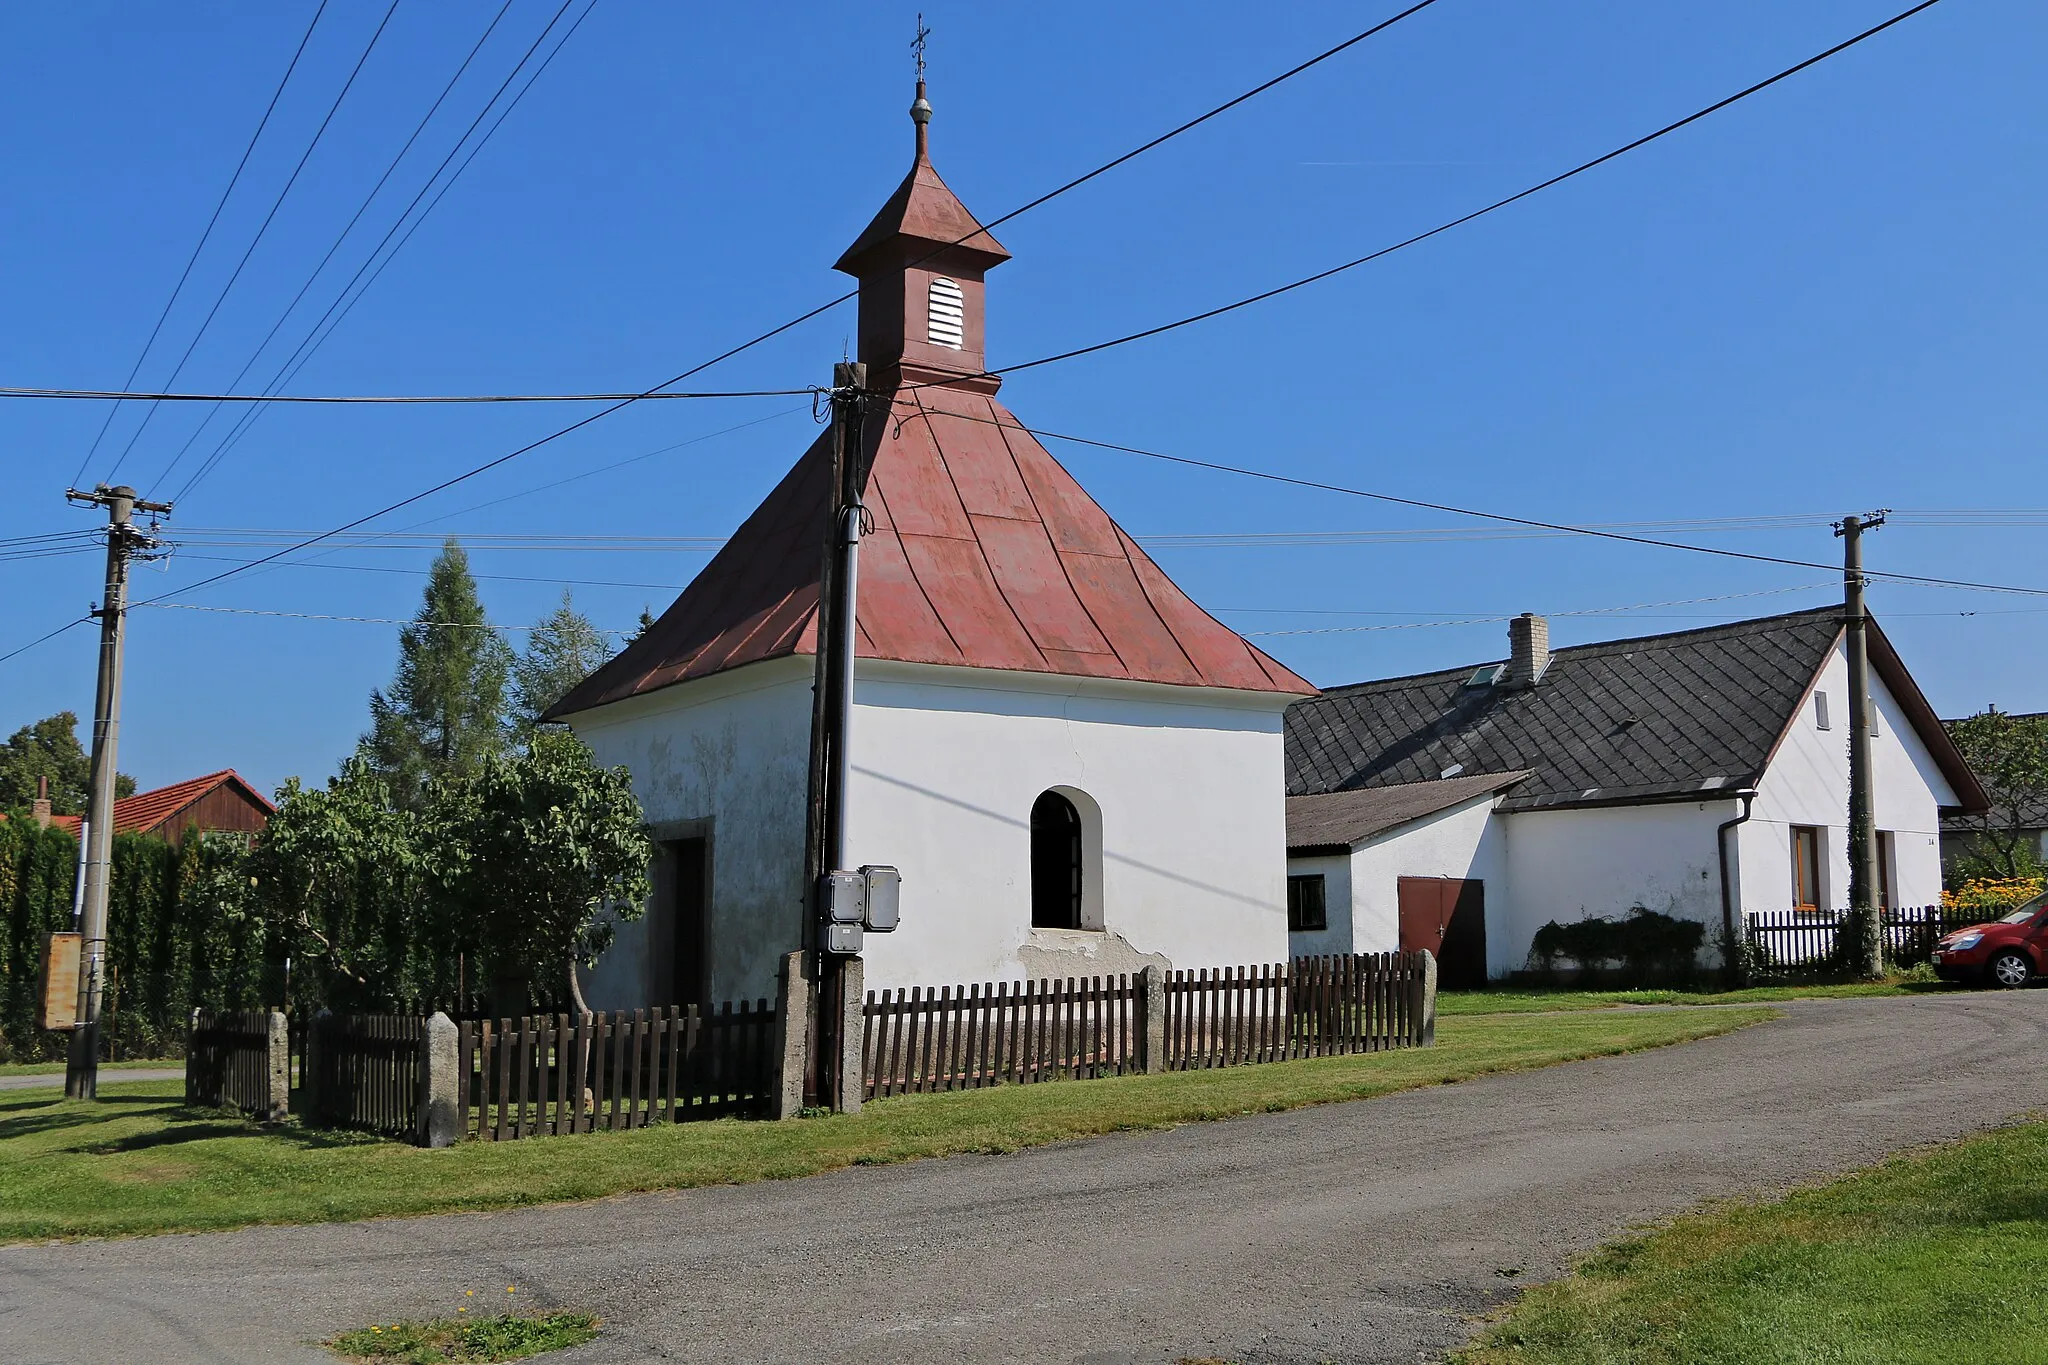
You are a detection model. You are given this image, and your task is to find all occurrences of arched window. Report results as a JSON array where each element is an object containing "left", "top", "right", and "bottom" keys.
[
  {"left": 1030, "top": 790, "right": 1083, "bottom": 929},
  {"left": 928, "top": 276, "right": 965, "bottom": 349}
]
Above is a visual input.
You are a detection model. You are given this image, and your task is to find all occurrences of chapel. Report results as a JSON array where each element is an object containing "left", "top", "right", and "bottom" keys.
[{"left": 550, "top": 82, "right": 1316, "bottom": 1003}]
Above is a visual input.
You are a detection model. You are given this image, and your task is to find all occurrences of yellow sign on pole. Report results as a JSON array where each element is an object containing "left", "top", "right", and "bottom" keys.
[{"left": 39, "top": 932, "right": 81, "bottom": 1031}]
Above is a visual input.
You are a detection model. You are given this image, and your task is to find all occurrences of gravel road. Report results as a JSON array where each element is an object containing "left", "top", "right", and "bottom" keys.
[
  {"left": 4, "top": 992, "right": 2043, "bottom": 1364},
  {"left": 0, "top": 1068, "right": 183, "bottom": 1092}
]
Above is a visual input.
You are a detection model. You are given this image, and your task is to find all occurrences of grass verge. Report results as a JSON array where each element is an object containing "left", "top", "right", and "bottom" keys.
[
  {"left": 0, "top": 1007, "right": 1772, "bottom": 1243},
  {"left": 0, "top": 1058, "right": 180, "bottom": 1077},
  {"left": 1437, "top": 976, "right": 1953, "bottom": 1016},
  {"left": 328, "top": 1310, "right": 597, "bottom": 1363},
  {"left": 1456, "top": 1118, "right": 2048, "bottom": 1364}
]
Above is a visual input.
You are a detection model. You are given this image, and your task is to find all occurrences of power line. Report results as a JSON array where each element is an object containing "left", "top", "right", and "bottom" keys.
[
  {"left": 136, "top": 0, "right": 521, "bottom": 493},
  {"left": 0, "top": 617, "right": 92, "bottom": 667},
  {"left": 69, "top": 0, "right": 332, "bottom": 489},
  {"left": 927, "top": 405, "right": 2048, "bottom": 600},
  {"left": 170, "top": 553, "right": 685, "bottom": 592},
  {"left": 168, "top": 0, "right": 595, "bottom": 504},
  {"left": 9, "top": 385, "right": 811, "bottom": 403},
  {"left": 966, "top": 0, "right": 1947, "bottom": 384},
  {"left": 136, "top": 601, "right": 633, "bottom": 634},
  {"left": 104, "top": 0, "right": 405, "bottom": 484},
  {"left": 1240, "top": 584, "right": 1835, "bottom": 636}
]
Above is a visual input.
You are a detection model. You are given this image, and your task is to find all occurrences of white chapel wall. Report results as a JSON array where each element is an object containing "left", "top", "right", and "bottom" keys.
[
  {"left": 567, "top": 657, "right": 814, "bottom": 1007},
  {"left": 844, "top": 661, "right": 1293, "bottom": 993}
]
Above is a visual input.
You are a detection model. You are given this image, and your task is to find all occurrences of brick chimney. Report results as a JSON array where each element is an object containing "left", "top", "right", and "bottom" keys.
[
  {"left": 1507, "top": 613, "right": 1550, "bottom": 687},
  {"left": 31, "top": 775, "right": 52, "bottom": 829}
]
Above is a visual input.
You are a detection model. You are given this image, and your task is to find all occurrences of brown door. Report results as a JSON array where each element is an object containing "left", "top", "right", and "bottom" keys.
[
  {"left": 1398, "top": 876, "right": 1488, "bottom": 990},
  {"left": 669, "top": 837, "right": 709, "bottom": 1009}
]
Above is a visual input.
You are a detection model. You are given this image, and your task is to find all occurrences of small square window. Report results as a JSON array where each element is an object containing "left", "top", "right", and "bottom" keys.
[
  {"left": 1288, "top": 874, "right": 1328, "bottom": 932},
  {"left": 1814, "top": 692, "right": 1831, "bottom": 731}
]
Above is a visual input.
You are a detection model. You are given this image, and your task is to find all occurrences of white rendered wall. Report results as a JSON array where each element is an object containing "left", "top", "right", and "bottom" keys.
[
  {"left": 1284, "top": 853, "right": 1352, "bottom": 958},
  {"left": 845, "top": 660, "right": 1294, "bottom": 992},
  {"left": 1342, "top": 797, "right": 1505, "bottom": 959},
  {"left": 565, "top": 656, "right": 814, "bottom": 1007},
  {"left": 1501, "top": 802, "right": 1731, "bottom": 976},
  {"left": 1741, "top": 642, "right": 1957, "bottom": 914}
]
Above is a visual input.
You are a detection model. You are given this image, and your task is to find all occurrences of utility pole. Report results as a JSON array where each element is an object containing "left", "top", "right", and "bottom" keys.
[
  {"left": 62, "top": 483, "right": 170, "bottom": 1099},
  {"left": 801, "top": 363, "right": 868, "bottom": 1108},
  {"left": 1836, "top": 510, "right": 1886, "bottom": 980}
]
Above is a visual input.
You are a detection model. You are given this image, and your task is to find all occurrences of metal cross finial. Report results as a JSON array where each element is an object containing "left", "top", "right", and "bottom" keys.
[{"left": 912, "top": 13, "right": 930, "bottom": 80}]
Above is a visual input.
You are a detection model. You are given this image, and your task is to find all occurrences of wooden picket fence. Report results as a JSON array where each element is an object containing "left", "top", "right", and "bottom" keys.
[
  {"left": 861, "top": 951, "right": 1431, "bottom": 1100},
  {"left": 460, "top": 1001, "right": 777, "bottom": 1141},
  {"left": 307, "top": 1013, "right": 425, "bottom": 1137},
  {"left": 1166, "top": 953, "right": 1423, "bottom": 1070},
  {"left": 1746, "top": 906, "right": 1975, "bottom": 972},
  {"left": 862, "top": 975, "right": 1139, "bottom": 1099},
  {"left": 186, "top": 1009, "right": 281, "bottom": 1116}
]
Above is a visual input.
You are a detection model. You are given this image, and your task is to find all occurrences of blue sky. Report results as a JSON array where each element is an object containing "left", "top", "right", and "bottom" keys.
[{"left": 3, "top": 0, "right": 2043, "bottom": 796}]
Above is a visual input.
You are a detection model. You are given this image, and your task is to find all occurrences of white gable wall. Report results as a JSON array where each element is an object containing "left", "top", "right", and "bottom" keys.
[
  {"left": 1740, "top": 639, "right": 1956, "bottom": 913},
  {"left": 566, "top": 657, "right": 813, "bottom": 1008},
  {"left": 846, "top": 660, "right": 1293, "bottom": 992}
]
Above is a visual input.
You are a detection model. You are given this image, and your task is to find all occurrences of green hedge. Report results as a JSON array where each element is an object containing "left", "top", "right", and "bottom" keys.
[{"left": 0, "top": 818, "right": 270, "bottom": 1062}]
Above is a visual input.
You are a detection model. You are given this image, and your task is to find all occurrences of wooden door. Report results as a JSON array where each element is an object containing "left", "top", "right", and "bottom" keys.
[
  {"left": 1397, "top": 876, "right": 1488, "bottom": 990},
  {"left": 669, "top": 837, "right": 709, "bottom": 1009}
]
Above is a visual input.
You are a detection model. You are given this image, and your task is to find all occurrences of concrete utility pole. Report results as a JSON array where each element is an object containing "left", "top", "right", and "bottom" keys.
[
  {"left": 800, "top": 363, "right": 868, "bottom": 1108},
  {"left": 1837, "top": 511, "right": 1886, "bottom": 980},
  {"left": 63, "top": 484, "right": 170, "bottom": 1099}
]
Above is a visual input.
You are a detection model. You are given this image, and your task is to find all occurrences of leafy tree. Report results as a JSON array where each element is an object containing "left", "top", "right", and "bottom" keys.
[
  {"left": 249, "top": 760, "right": 455, "bottom": 1011},
  {"left": 512, "top": 591, "right": 612, "bottom": 732},
  {"left": 448, "top": 730, "right": 650, "bottom": 1014},
  {"left": 1945, "top": 708, "right": 2048, "bottom": 881},
  {"left": 0, "top": 712, "right": 135, "bottom": 814},
  {"left": 360, "top": 540, "right": 513, "bottom": 807}
]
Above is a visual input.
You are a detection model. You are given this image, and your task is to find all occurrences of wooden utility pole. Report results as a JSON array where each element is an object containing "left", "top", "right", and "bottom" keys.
[
  {"left": 1837, "top": 511, "right": 1886, "bottom": 980},
  {"left": 62, "top": 483, "right": 170, "bottom": 1099},
  {"left": 800, "top": 363, "right": 868, "bottom": 1108}
]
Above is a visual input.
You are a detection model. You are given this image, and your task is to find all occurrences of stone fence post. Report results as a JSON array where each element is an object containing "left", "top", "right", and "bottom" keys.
[
  {"left": 1411, "top": 950, "right": 1438, "bottom": 1047},
  {"left": 263, "top": 1009, "right": 290, "bottom": 1122},
  {"left": 416, "top": 1012, "right": 461, "bottom": 1148},
  {"left": 773, "top": 950, "right": 811, "bottom": 1120},
  {"left": 300, "top": 1007, "right": 331, "bottom": 1123},
  {"left": 1137, "top": 964, "right": 1167, "bottom": 1074},
  {"left": 835, "top": 956, "right": 865, "bottom": 1116}
]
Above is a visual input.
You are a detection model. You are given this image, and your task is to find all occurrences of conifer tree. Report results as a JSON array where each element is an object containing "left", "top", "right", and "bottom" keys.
[
  {"left": 360, "top": 539, "right": 512, "bottom": 804},
  {"left": 512, "top": 591, "right": 613, "bottom": 733}
]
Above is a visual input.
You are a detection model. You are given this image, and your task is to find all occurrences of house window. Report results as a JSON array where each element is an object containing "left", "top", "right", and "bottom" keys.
[
  {"left": 928, "top": 277, "right": 965, "bottom": 349},
  {"left": 1030, "top": 790, "right": 1083, "bottom": 929},
  {"left": 1288, "top": 874, "right": 1328, "bottom": 933},
  {"left": 1814, "top": 692, "right": 1831, "bottom": 730},
  {"left": 1791, "top": 825, "right": 1823, "bottom": 912},
  {"left": 1876, "top": 830, "right": 1895, "bottom": 911}
]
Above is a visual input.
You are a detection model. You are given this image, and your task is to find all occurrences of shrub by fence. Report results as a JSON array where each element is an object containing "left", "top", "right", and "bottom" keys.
[
  {"left": 861, "top": 952, "right": 1434, "bottom": 1101},
  {"left": 186, "top": 1008, "right": 286, "bottom": 1119},
  {"left": 461, "top": 1001, "right": 777, "bottom": 1141},
  {"left": 1744, "top": 906, "right": 1979, "bottom": 973},
  {"left": 307, "top": 1012, "right": 425, "bottom": 1137}
]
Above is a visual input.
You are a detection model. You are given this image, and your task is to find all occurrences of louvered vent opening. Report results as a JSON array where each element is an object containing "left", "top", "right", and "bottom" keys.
[{"left": 927, "top": 276, "right": 965, "bottom": 349}]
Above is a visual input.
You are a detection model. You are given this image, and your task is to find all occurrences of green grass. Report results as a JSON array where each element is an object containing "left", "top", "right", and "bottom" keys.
[
  {"left": 0, "top": 1007, "right": 1772, "bottom": 1243},
  {"left": 1437, "top": 976, "right": 1953, "bottom": 1016},
  {"left": 327, "top": 1311, "right": 597, "bottom": 1363},
  {"left": 0, "top": 1058, "right": 180, "bottom": 1077},
  {"left": 1457, "top": 1118, "right": 2048, "bottom": 1364}
]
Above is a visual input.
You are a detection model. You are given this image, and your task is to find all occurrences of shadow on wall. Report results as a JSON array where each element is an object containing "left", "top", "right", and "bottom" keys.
[{"left": 1523, "top": 907, "right": 1709, "bottom": 987}]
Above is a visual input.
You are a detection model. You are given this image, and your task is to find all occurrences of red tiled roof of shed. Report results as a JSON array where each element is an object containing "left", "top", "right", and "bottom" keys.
[{"left": 45, "top": 769, "right": 274, "bottom": 837}]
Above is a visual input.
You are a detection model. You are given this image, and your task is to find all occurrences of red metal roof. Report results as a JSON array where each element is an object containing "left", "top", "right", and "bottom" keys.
[
  {"left": 45, "top": 769, "right": 273, "bottom": 837},
  {"left": 551, "top": 384, "right": 1316, "bottom": 716}
]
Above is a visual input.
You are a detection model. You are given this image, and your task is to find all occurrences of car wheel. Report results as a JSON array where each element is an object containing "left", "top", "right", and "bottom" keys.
[{"left": 1989, "top": 950, "right": 2032, "bottom": 989}]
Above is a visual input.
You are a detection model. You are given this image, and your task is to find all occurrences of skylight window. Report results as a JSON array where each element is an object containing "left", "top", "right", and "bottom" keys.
[
  {"left": 1465, "top": 663, "right": 1505, "bottom": 688},
  {"left": 928, "top": 277, "right": 965, "bottom": 349}
]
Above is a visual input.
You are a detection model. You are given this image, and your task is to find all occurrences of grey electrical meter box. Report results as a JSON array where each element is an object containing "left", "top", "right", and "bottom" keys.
[
  {"left": 860, "top": 865, "right": 901, "bottom": 932},
  {"left": 821, "top": 871, "right": 866, "bottom": 924},
  {"left": 823, "top": 921, "right": 864, "bottom": 955}
]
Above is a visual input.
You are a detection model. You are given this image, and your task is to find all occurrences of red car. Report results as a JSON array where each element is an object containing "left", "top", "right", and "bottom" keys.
[{"left": 1933, "top": 900, "right": 2048, "bottom": 987}]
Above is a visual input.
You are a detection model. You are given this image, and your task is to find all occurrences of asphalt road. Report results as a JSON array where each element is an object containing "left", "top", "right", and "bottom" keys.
[
  {"left": 0, "top": 1068, "right": 182, "bottom": 1092},
  {"left": 4, "top": 992, "right": 2045, "bottom": 1365}
]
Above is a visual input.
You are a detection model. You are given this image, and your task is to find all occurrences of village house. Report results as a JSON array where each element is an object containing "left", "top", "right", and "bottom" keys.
[
  {"left": 548, "top": 85, "right": 1316, "bottom": 1007},
  {"left": 1282, "top": 608, "right": 1988, "bottom": 983}
]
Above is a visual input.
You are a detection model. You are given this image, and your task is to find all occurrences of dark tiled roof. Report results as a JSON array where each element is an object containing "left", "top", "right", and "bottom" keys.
[
  {"left": 1287, "top": 771, "right": 1531, "bottom": 852},
  {"left": 1288, "top": 607, "right": 1848, "bottom": 811}
]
